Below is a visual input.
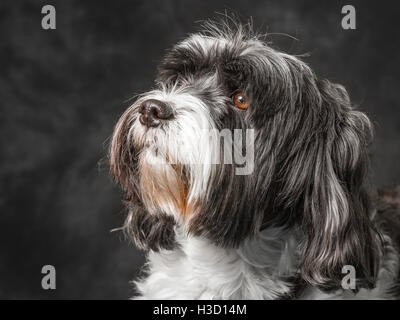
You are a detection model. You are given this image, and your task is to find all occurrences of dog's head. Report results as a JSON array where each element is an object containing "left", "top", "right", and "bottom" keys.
[{"left": 110, "top": 21, "right": 380, "bottom": 290}]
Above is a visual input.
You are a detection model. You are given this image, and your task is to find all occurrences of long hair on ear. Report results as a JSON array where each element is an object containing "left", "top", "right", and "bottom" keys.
[{"left": 298, "top": 79, "right": 381, "bottom": 290}]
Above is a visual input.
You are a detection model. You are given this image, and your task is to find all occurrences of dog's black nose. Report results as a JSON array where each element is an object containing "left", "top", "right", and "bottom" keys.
[{"left": 138, "top": 99, "right": 173, "bottom": 128}]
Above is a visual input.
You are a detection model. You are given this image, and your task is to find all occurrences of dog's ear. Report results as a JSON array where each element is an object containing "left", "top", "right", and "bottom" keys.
[{"left": 299, "top": 80, "right": 380, "bottom": 290}]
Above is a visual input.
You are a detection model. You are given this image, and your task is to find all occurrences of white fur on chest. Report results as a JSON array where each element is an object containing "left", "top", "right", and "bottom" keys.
[
  {"left": 134, "top": 228, "right": 297, "bottom": 299},
  {"left": 133, "top": 229, "right": 399, "bottom": 300}
]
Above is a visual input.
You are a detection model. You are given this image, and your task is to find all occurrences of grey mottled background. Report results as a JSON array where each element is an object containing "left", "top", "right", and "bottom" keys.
[{"left": 0, "top": 0, "right": 399, "bottom": 299}]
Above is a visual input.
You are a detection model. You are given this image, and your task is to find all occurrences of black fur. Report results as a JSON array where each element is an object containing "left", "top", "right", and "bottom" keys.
[
  {"left": 124, "top": 203, "right": 177, "bottom": 251},
  {"left": 109, "top": 20, "right": 395, "bottom": 292}
]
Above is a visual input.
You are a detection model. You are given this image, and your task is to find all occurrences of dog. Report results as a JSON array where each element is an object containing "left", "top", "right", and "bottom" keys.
[{"left": 109, "top": 20, "right": 400, "bottom": 299}]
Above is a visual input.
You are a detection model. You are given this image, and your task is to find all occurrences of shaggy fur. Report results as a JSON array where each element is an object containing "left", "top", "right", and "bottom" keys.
[{"left": 109, "top": 19, "right": 400, "bottom": 299}]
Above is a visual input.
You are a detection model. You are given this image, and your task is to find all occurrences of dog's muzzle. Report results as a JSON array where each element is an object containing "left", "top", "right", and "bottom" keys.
[{"left": 138, "top": 99, "right": 173, "bottom": 128}]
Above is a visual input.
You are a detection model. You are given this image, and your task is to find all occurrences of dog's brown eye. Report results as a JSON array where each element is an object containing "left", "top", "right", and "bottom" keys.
[{"left": 233, "top": 93, "right": 249, "bottom": 110}]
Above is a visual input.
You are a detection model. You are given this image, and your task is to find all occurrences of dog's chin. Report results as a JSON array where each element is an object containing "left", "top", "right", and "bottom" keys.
[{"left": 135, "top": 140, "right": 196, "bottom": 221}]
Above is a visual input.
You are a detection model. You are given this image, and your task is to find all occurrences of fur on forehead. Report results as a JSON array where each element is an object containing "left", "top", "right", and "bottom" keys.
[{"left": 157, "top": 20, "right": 317, "bottom": 119}]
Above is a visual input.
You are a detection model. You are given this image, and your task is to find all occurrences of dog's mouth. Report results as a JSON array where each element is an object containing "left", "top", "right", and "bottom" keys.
[
  {"left": 138, "top": 148, "right": 198, "bottom": 220},
  {"left": 143, "top": 139, "right": 157, "bottom": 151},
  {"left": 134, "top": 127, "right": 162, "bottom": 151},
  {"left": 133, "top": 125, "right": 202, "bottom": 220}
]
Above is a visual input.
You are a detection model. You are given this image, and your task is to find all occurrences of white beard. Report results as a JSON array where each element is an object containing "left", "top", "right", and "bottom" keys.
[{"left": 129, "top": 84, "right": 222, "bottom": 220}]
